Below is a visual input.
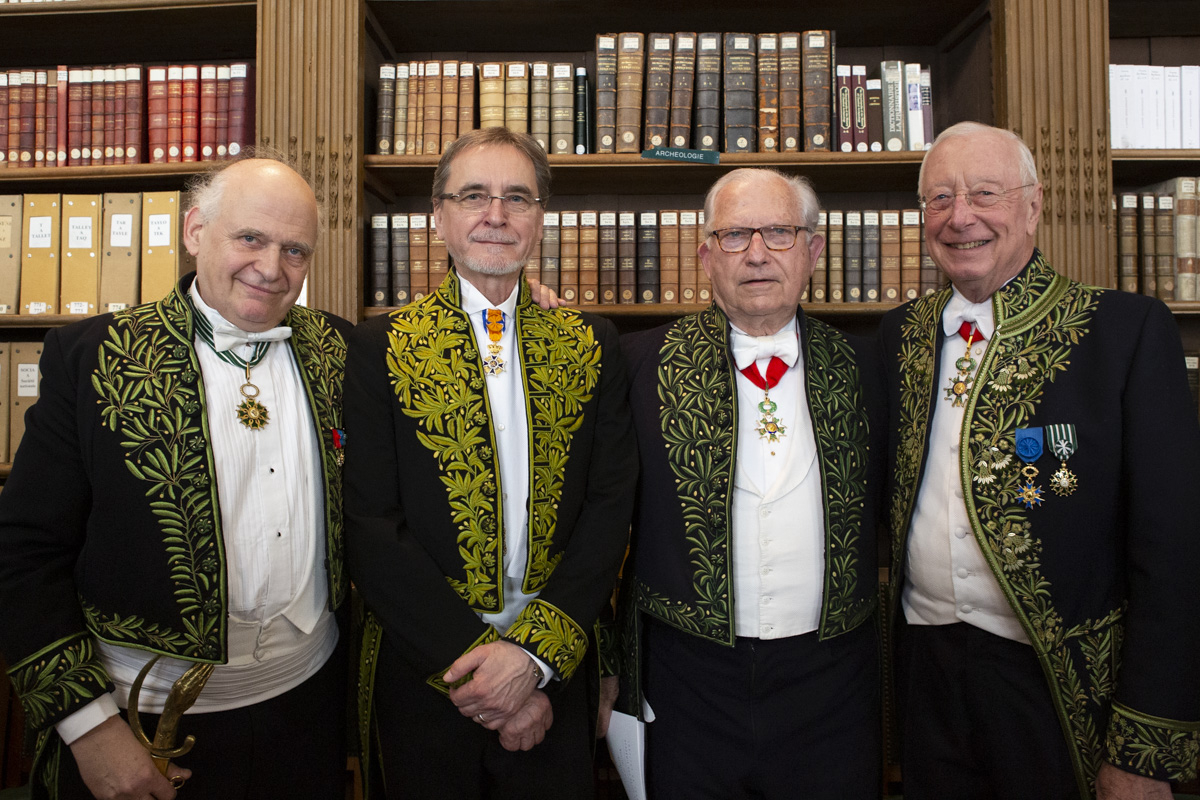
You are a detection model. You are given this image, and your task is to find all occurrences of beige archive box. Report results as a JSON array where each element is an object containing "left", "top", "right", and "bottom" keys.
[
  {"left": 9, "top": 341, "right": 41, "bottom": 461},
  {"left": 0, "top": 196, "right": 22, "bottom": 314},
  {"left": 0, "top": 343, "right": 10, "bottom": 462},
  {"left": 20, "top": 194, "right": 62, "bottom": 315},
  {"left": 99, "top": 193, "right": 143, "bottom": 313},
  {"left": 140, "top": 191, "right": 182, "bottom": 304},
  {"left": 60, "top": 194, "right": 103, "bottom": 316}
]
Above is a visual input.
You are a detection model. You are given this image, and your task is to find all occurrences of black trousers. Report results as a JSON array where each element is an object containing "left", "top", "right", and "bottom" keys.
[
  {"left": 53, "top": 636, "right": 349, "bottom": 800},
  {"left": 371, "top": 631, "right": 595, "bottom": 800},
  {"left": 898, "top": 622, "right": 1080, "bottom": 800},
  {"left": 643, "top": 620, "right": 880, "bottom": 800}
]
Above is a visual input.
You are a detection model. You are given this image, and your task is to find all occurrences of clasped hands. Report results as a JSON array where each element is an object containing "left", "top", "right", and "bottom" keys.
[{"left": 445, "top": 640, "right": 553, "bottom": 752}]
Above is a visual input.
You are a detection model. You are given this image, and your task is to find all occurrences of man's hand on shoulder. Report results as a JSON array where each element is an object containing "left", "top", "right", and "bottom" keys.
[
  {"left": 1096, "top": 763, "right": 1173, "bottom": 800},
  {"left": 526, "top": 277, "right": 567, "bottom": 310},
  {"left": 445, "top": 640, "right": 540, "bottom": 725},
  {"left": 497, "top": 689, "right": 553, "bottom": 752},
  {"left": 69, "top": 715, "right": 190, "bottom": 800}
]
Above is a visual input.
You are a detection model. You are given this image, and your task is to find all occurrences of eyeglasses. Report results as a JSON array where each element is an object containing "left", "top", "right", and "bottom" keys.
[
  {"left": 708, "top": 225, "right": 813, "bottom": 253},
  {"left": 919, "top": 184, "right": 1036, "bottom": 214},
  {"left": 437, "top": 192, "right": 543, "bottom": 215}
]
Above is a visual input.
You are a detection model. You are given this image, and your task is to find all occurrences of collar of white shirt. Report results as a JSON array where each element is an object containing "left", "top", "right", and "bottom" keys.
[
  {"left": 941, "top": 287, "right": 995, "bottom": 341},
  {"left": 459, "top": 275, "right": 520, "bottom": 318}
]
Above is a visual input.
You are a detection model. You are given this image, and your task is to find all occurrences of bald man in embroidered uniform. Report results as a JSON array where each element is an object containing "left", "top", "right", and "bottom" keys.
[
  {"left": 881, "top": 122, "right": 1200, "bottom": 799},
  {"left": 0, "top": 156, "right": 353, "bottom": 799},
  {"left": 605, "top": 168, "right": 887, "bottom": 799},
  {"left": 344, "top": 127, "right": 637, "bottom": 799}
]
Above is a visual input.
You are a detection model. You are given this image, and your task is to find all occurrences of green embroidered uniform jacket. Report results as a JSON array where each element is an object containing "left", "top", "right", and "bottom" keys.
[
  {"left": 344, "top": 271, "right": 637, "bottom": 710},
  {"left": 881, "top": 251, "right": 1200, "bottom": 794},
  {"left": 0, "top": 274, "right": 350, "bottom": 741},
  {"left": 611, "top": 304, "right": 887, "bottom": 717}
]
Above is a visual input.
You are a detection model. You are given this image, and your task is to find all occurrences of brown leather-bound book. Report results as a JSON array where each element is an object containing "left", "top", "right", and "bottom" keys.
[
  {"left": 125, "top": 66, "right": 144, "bottom": 164},
  {"left": 375, "top": 63, "right": 395, "bottom": 155},
  {"left": 34, "top": 70, "right": 47, "bottom": 168},
  {"left": 643, "top": 33, "right": 673, "bottom": 149},
  {"left": 757, "top": 33, "right": 779, "bottom": 152},
  {"left": 845, "top": 210, "right": 864, "bottom": 302},
  {"left": 405, "top": 61, "right": 420, "bottom": 152},
  {"left": 392, "top": 63, "right": 408, "bottom": 156},
  {"left": 0, "top": 73, "right": 9, "bottom": 169},
  {"left": 80, "top": 69, "right": 96, "bottom": 166},
  {"left": 413, "top": 63, "right": 425, "bottom": 154},
  {"left": 900, "top": 209, "right": 921, "bottom": 301},
  {"left": 667, "top": 33, "right": 696, "bottom": 149},
  {"left": 1156, "top": 194, "right": 1176, "bottom": 301},
  {"left": 637, "top": 211, "right": 659, "bottom": 303},
  {"left": 678, "top": 210, "right": 698, "bottom": 303},
  {"left": 919, "top": 213, "right": 942, "bottom": 295},
  {"left": 228, "top": 62, "right": 254, "bottom": 157},
  {"left": 478, "top": 62, "right": 505, "bottom": 129},
  {"left": 616, "top": 33, "right": 645, "bottom": 153},
  {"left": 166, "top": 65, "right": 183, "bottom": 162},
  {"left": 428, "top": 217, "right": 448, "bottom": 288},
  {"left": 215, "top": 64, "right": 231, "bottom": 159},
  {"left": 722, "top": 33, "right": 756, "bottom": 153},
  {"left": 1139, "top": 193, "right": 1157, "bottom": 297},
  {"left": 504, "top": 62, "right": 528, "bottom": 135},
  {"left": 809, "top": 210, "right": 827, "bottom": 301},
  {"left": 408, "top": 213, "right": 429, "bottom": 302},
  {"left": 827, "top": 210, "right": 845, "bottom": 302},
  {"left": 879, "top": 210, "right": 901, "bottom": 303},
  {"left": 779, "top": 33, "right": 801, "bottom": 152},
  {"left": 457, "top": 62, "right": 475, "bottom": 136},
  {"left": 696, "top": 210, "right": 711, "bottom": 302},
  {"left": 595, "top": 34, "right": 618, "bottom": 153},
  {"left": 441, "top": 60, "right": 459, "bottom": 152},
  {"left": 18, "top": 70, "right": 35, "bottom": 167},
  {"left": 529, "top": 62, "right": 550, "bottom": 151},
  {"left": 199, "top": 65, "right": 219, "bottom": 160},
  {"left": 865, "top": 77, "right": 883, "bottom": 152},
  {"left": 111, "top": 67, "right": 126, "bottom": 163},
  {"left": 559, "top": 211, "right": 580, "bottom": 304},
  {"left": 578, "top": 211, "right": 599, "bottom": 304},
  {"left": 526, "top": 235, "right": 541, "bottom": 284},
  {"left": 618, "top": 211, "right": 637, "bottom": 303},
  {"left": 46, "top": 68, "right": 62, "bottom": 166},
  {"left": 598, "top": 212, "right": 618, "bottom": 304},
  {"left": 1117, "top": 193, "right": 1139, "bottom": 293},
  {"left": 423, "top": 61, "right": 442, "bottom": 153},
  {"left": 835, "top": 64, "right": 852, "bottom": 152},
  {"left": 852, "top": 65, "right": 868, "bottom": 152},
  {"left": 540, "top": 212, "right": 560, "bottom": 293},
  {"left": 801, "top": 30, "right": 833, "bottom": 151},
  {"left": 658, "top": 210, "right": 680, "bottom": 303},
  {"left": 550, "top": 63, "right": 574, "bottom": 154},
  {"left": 54, "top": 67, "right": 68, "bottom": 166},
  {"left": 102, "top": 67, "right": 118, "bottom": 164},
  {"left": 6, "top": 71, "right": 20, "bottom": 168}
]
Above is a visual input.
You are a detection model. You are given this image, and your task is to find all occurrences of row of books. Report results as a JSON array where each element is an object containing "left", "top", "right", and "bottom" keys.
[
  {"left": 595, "top": 32, "right": 934, "bottom": 154},
  {"left": 0, "top": 341, "right": 43, "bottom": 465},
  {"left": 1116, "top": 176, "right": 1199, "bottom": 301},
  {"left": 1109, "top": 64, "right": 1200, "bottom": 150},
  {"left": 366, "top": 207, "right": 947, "bottom": 309},
  {"left": 372, "top": 33, "right": 936, "bottom": 157},
  {"left": 0, "top": 62, "right": 254, "bottom": 168},
  {"left": 0, "top": 192, "right": 190, "bottom": 316}
]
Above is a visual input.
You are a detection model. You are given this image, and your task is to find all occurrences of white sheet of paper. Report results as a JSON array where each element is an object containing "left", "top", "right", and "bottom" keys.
[{"left": 606, "top": 699, "right": 654, "bottom": 800}]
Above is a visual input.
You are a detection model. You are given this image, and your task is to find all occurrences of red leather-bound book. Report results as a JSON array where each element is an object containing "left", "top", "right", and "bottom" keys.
[
  {"left": 33, "top": 70, "right": 47, "bottom": 167},
  {"left": 228, "top": 62, "right": 255, "bottom": 157},
  {"left": 0, "top": 73, "right": 9, "bottom": 169},
  {"left": 125, "top": 65, "right": 144, "bottom": 164},
  {"left": 199, "top": 65, "right": 217, "bottom": 160},
  {"left": 113, "top": 67, "right": 127, "bottom": 163},
  {"left": 181, "top": 65, "right": 199, "bottom": 162},
  {"left": 147, "top": 66, "right": 169, "bottom": 164},
  {"left": 89, "top": 65, "right": 105, "bottom": 164},
  {"left": 166, "top": 65, "right": 183, "bottom": 162},
  {"left": 103, "top": 67, "right": 118, "bottom": 165},
  {"left": 54, "top": 66, "right": 68, "bottom": 165},
  {"left": 18, "top": 70, "right": 35, "bottom": 167},
  {"left": 215, "top": 65, "right": 231, "bottom": 159}
]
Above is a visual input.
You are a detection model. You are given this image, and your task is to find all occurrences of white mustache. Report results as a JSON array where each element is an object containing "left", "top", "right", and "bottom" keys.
[{"left": 471, "top": 234, "right": 518, "bottom": 245}]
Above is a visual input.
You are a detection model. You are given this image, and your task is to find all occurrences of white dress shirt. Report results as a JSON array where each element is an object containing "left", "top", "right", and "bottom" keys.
[
  {"left": 459, "top": 278, "right": 552, "bottom": 683},
  {"left": 729, "top": 319, "right": 827, "bottom": 639},
  {"left": 903, "top": 288, "right": 1028, "bottom": 643},
  {"left": 57, "top": 284, "right": 337, "bottom": 744}
]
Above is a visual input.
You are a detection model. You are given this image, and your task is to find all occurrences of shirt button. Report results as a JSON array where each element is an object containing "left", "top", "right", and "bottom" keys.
[
  {"left": 956, "top": 567, "right": 969, "bottom": 579},
  {"left": 954, "top": 487, "right": 964, "bottom": 499},
  {"left": 761, "top": 567, "right": 771, "bottom": 576},
  {"left": 950, "top": 442, "right": 959, "bottom": 454},
  {"left": 960, "top": 604, "right": 973, "bottom": 614},
  {"left": 761, "top": 625, "right": 772, "bottom": 634},
  {"left": 762, "top": 596, "right": 771, "bottom": 605},
  {"left": 955, "top": 529, "right": 968, "bottom": 539},
  {"left": 497, "top": 423, "right": 506, "bottom": 432}
]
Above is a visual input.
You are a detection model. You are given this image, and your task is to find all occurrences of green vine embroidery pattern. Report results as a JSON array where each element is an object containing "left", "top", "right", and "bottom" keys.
[
  {"left": 8, "top": 634, "right": 110, "bottom": 730},
  {"left": 91, "top": 297, "right": 222, "bottom": 659},
  {"left": 1107, "top": 703, "right": 1200, "bottom": 781},
  {"left": 806, "top": 320, "right": 873, "bottom": 635},
  {"left": 506, "top": 599, "right": 589, "bottom": 679},
  {"left": 653, "top": 306, "right": 735, "bottom": 640}
]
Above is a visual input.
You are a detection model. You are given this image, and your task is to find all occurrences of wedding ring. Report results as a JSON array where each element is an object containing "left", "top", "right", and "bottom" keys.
[
  {"left": 476, "top": 713, "right": 486, "bottom": 723},
  {"left": 171, "top": 775, "right": 187, "bottom": 789}
]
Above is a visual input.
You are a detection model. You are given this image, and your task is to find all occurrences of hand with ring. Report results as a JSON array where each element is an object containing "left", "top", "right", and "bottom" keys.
[{"left": 475, "top": 712, "right": 487, "bottom": 724}]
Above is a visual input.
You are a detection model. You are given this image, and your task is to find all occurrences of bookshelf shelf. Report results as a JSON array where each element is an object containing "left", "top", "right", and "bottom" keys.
[
  {"left": 1112, "top": 150, "right": 1200, "bottom": 161},
  {"left": 0, "top": 316, "right": 92, "bottom": 330},
  {"left": 0, "top": 163, "right": 213, "bottom": 192},
  {"left": 363, "top": 301, "right": 902, "bottom": 319}
]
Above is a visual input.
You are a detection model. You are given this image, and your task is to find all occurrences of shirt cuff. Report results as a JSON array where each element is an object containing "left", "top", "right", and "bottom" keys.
[
  {"left": 54, "top": 694, "right": 121, "bottom": 745},
  {"left": 523, "top": 650, "right": 556, "bottom": 688}
]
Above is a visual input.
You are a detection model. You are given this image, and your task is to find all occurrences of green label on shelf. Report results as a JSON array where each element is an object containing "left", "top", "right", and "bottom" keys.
[{"left": 640, "top": 147, "right": 720, "bottom": 165}]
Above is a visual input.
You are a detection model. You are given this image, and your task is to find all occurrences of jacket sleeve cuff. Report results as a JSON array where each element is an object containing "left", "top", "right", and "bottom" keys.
[
  {"left": 8, "top": 633, "right": 114, "bottom": 732},
  {"left": 425, "top": 626, "right": 501, "bottom": 696},
  {"left": 503, "top": 599, "right": 588, "bottom": 682},
  {"left": 1105, "top": 701, "right": 1200, "bottom": 782}
]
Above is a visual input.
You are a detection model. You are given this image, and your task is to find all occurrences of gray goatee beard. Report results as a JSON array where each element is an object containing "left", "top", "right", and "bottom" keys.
[{"left": 455, "top": 254, "right": 526, "bottom": 276}]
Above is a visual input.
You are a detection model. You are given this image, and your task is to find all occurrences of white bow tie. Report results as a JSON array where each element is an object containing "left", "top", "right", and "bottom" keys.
[
  {"left": 941, "top": 293, "right": 994, "bottom": 340},
  {"left": 731, "top": 329, "right": 799, "bottom": 371},
  {"left": 210, "top": 321, "right": 293, "bottom": 352}
]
